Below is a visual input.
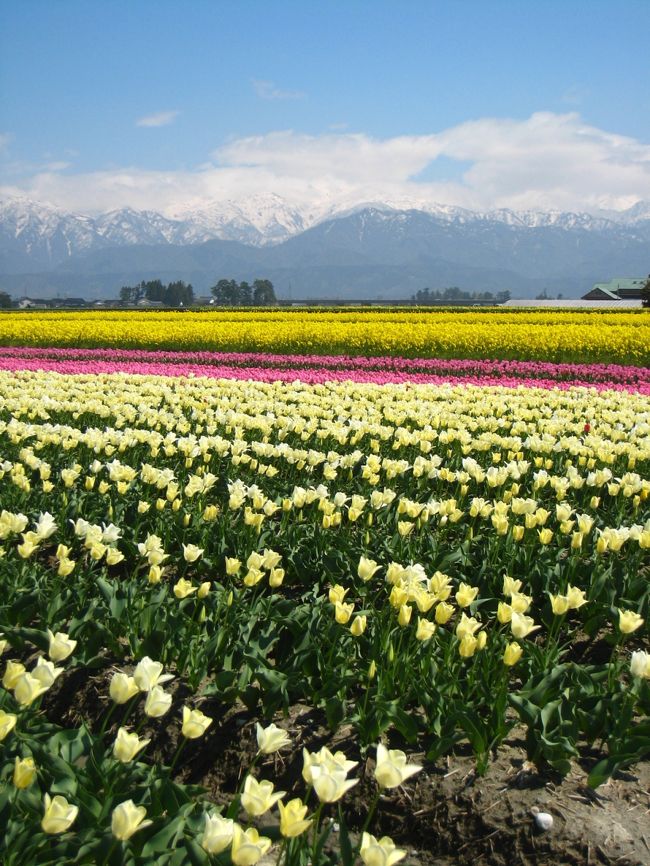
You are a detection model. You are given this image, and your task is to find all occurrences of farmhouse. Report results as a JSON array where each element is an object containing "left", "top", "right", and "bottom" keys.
[{"left": 582, "top": 277, "right": 645, "bottom": 301}]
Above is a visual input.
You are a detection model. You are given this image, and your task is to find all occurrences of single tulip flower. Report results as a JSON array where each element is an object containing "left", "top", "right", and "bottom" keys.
[
  {"left": 111, "top": 800, "right": 152, "bottom": 841},
  {"left": 173, "top": 577, "right": 197, "bottom": 599},
  {"left": 630, "top": 650, "right": 650, "bottom": 679},
  {"left": 358, "top": 556, "right": 380, "bottom": 582},
  {"left": 133, "top": 657, "right": 174, "bottom": 691},
  {"left": 503, "top": 642, "right": 523, "bottom": 666},
  {"left": 618, "top": 609, "right": 644, "bottom": 634},
  {"left": 181, "top": 705, "right": 212, "bottom": 739},
  {"left": 335, "top": 600, "right": 354, "bottom": 624},
  {"left": 279, "top": 798, "right": 312, "bottom": 837},
  {"left": 311, "top": 764, "right": 358, "bottom": 802},
  {"left": 566, "top": 585, "right": 588, "bottom": 609},
  {"left": 144, "top": 686, "right": 172, "bottom": 718},
  {"left": 113, "top": 727, "right": 150, "bottom": 763},
  {"left": 230, "top": 824, "right": 272, "bottom": 866},
  {"left": 359, "top": 831, "right": 407, "bottom": 866},
  {"left": 241, "top": 775, "right": 286, "bottom": 817},
  {"left": 47, "top": 629, "right": 77, "bottom": 662},
  {"left": 225, "top": 557, "right": 241, "bottom": 575},
  {"left": 374, "top": 743, "right": 422, "bottom": 789},
  {"left": 434, "top": 601, "right": 454, "bottom": 624},
  {"left": 510, "top": 612, "right": 541, "bottom": 640},
  {"left": 13, "top": 756, "right": 37, "bottom": 789},
  {"left": 549, "top": 594, "right": 570, "bottom": 615},
  {"left": 14, "top": 672, "right": 49, "bottom": 706},
  {"left": 256, "top": 721, "right": 291, "bottom": 754},
  {"left": 3, "top": 659, "right": 25, "bottom": 690},
  {"left": 201, "top": 814, "right": 234, "bottom": 854},
  {"left": 415, "top": 617, "right": 436, "bottom": 641},
  {"left": 41, "top": 793, "right": 78, "bottom": 834},
  {"left": 455, "top": 583, "right": 478, "bottom": 608},
  {"left": 31, "top": 658, "right": 64, "bottom": 688},
  {"left": 0, "top": 709, "right": 18, "bottom": 740},
  {"left": 182, "top": 543, "right": 204, "bottom": 563},
  {"left": 110, "top": 672, "right": 140, "bottom": 704}
]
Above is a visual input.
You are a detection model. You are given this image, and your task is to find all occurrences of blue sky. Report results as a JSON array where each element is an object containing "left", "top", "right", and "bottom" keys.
[{"left": 1, "top": 0, "right": 649, "bottom": 215}]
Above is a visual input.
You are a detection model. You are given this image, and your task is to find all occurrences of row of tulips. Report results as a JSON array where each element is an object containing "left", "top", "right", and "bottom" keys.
[
  {"left": 0, "top": 348, "right": 649, "bottom": 391},
  {"left": 1, "top": 346, "right": 649, "bottom": 384}
]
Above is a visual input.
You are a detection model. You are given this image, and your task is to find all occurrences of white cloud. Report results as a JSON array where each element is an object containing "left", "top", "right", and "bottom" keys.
[
  {"left": 135, "top": 110, "right": 180, "bottom": 128},
  {"left": 3, "top": 112, "right": 649, "bottom": 216},
  {"left": 252, "top": 79, "right": 305, "bottom": 100}
]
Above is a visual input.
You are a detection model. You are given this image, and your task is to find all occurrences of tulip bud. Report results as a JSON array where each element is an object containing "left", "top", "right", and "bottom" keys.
[
  {"left": 350, "top": 614, "right": 368, "bottom": 636},
  {"left": 279, "top": 798, "right": 313, "bottom": 838},
  {"left": 503, "top": 642, "right": 523, "bottom": 666},
  {"left": 13, "top": 756, "right": 37, "bottom": 788}
]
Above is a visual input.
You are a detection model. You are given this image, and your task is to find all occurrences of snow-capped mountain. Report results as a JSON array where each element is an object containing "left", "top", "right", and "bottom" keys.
[
  {"left": 168, "top": 193, "right": 326, "bottom": 246},
  {"left": 1, "top": 194, "right": 648, "bottom": 299}
]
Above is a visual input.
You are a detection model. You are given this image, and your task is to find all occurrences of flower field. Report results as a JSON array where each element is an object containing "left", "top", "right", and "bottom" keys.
[
  {"left": 1, "top": 310, "right": 649, "bottom": 865},
  {"left": 0, "top": 308, "right": 648, "bottom": 364}
]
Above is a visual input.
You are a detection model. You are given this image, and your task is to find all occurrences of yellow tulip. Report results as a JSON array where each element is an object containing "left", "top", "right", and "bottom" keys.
[
  {"left": 360, "top": 832, "right": 407, "bottom": 866},
  {"left": 201, "top": 814, "right": 234, "bottom": 854},
  {"left": 0, "top": 709, "right": 17, "bottom": 740},
  {"left": 181, "top": 706, "right": 213, "bottom": 739},
  {"left": 113, "top": 727, "right": 150, "bottom": 762},
  {"left": 41, "top": 793, "right": 78, "bottom": 834},
  {"left": 230, "top": 824, "right": 272, "bottom": 866},
  {"left": 618, "top": 609, "right": 644, "bottom": 634},
  {"left": 241, "top": 775, "right": 286, "bottom": 817},
  {"left": 503, "top": 642, "right": 523, "bottom": 666},
  {"left": 13, "top": 756, "right": 37, "bottom": 789},
  {"left": 279, "top": 798, "right": 312, "bottom": 837},
  {"left": 111, "top": 800, "right": 152, "bottom": 841},
  {"left": 374, "top": 743, "right": 422, "bottom": 789}
]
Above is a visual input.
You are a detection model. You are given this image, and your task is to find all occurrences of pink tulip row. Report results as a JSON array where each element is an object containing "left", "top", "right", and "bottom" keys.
[
  {"left": 0, "top": 350, "right": 648, "bottom": 393},
  {"left": 0, "top": 345, "right": 648, "bottom": 387}
]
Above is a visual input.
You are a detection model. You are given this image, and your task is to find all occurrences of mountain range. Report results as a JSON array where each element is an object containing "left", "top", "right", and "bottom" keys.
[{"left": 1, "top": 194, "right": 649, "bottom": 299}]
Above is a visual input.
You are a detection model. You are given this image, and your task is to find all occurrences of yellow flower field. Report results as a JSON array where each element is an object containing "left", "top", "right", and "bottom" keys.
[{"left": 0, "top": 308, "right": 648, "bottom": 364}]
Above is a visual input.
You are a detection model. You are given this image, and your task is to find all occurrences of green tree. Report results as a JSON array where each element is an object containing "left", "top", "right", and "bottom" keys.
[
  {"left": 239, "top": 281, "right": 252, "bottom": 306},
  {"left": 210, "top": 279, "right": 241, "bottom": 305},
  {"left": 0, "top": 291, "right": 12, "bottom": 309},
  {"left": 166, "top": 281, "right": 194, "bottom": 307},
  {"left": 642, "top": 274, "right": 650, "bottom": 308},
  {"left": 143, "top": 280, "right": 166, "bottom": 303},
  {"left": 252, "top": 278, "right": 276, "bottom": 306}
]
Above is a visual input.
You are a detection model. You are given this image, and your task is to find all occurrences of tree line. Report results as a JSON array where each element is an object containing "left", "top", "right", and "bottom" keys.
[
  {"left": 411, "top": 287, "right": 511, "bottom": 304},
  {"left": 210, "top": 279, "right": 276, "bottom": 306},
  {"left": 117, "top": 278, "right": 277, "bottom": 307},
  {"left": 119, "top": 280, "right": 194, "bottom": 307}
]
